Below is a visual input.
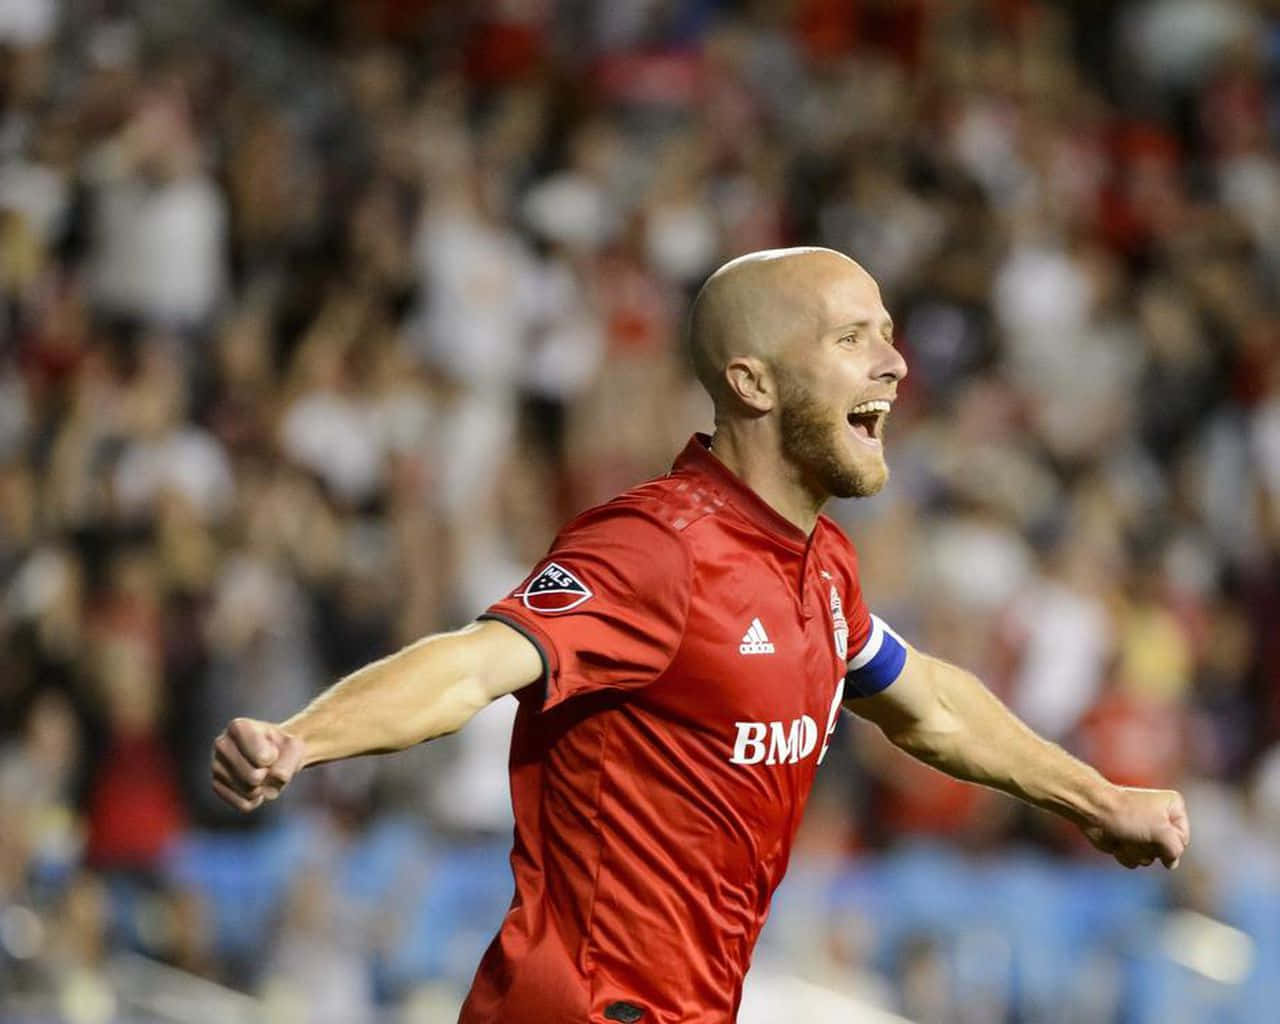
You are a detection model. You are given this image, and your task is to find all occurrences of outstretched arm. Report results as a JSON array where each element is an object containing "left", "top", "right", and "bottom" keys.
[
  {"left": 848, "top": 646, "right": 1190, "bottom": 869},
  {"left": 210, "top": 619, "right": 543, "bottom": 812}
]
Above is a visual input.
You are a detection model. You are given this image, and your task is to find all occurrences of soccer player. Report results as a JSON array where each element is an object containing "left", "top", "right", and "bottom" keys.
[{"left": 212, "top": 248, "right": 1190, "bottom": 1024}]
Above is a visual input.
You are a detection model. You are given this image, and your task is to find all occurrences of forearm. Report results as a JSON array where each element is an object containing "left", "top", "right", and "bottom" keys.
[
  {"left": 281, "top": 623, "right": 515, "bottom": 768},
  {"left": 880, "top": 653, "right": 1117, "bottom": 828}
]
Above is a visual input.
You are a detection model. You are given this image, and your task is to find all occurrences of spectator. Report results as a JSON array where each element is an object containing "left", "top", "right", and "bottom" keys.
[
  {"left": 0, "top": 1, "right": 1276, "bottom": 1019},
  {"left": 84, "top": 87, "right": 229, "bottom": 329}
]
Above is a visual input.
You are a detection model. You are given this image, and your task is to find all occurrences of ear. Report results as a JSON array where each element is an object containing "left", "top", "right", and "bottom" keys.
[{"left": 724, "top": 355, "right": 775, "bottom": 414}]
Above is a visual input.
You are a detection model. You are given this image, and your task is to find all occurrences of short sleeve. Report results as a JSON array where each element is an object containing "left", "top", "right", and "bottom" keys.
[
  {"left": 479, "top": 505, "right": 692, "bottom": 711},
  {"left": 826, "top": 524, "right": 907, "bottom": 698}
]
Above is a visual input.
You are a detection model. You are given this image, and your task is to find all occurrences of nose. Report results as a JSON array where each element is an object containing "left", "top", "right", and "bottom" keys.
[{"left": 875, "top": 334, "right": 908, "bottom": 384}]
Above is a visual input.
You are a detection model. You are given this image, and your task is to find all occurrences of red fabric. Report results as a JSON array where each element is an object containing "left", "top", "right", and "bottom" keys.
[
  {"left": 591, "top": 50, "right": 703, "bottom": 108},
  {"left": 872, "top": 754, "right": 995, "bottom": 838},
  {"left": 1200, "top": 66, "right": 1267, "bottom": 157},
  {"left": 462, "top": 435, "right": 873, "bottom": 1024},
  {"left": 341, "top": 0, "right": 437, "bottom": 37},
  {"left": 464, "top": 22, "right": 547, "bottom": 84},
  {"left": 594, "top": 253, "right": 678, "bottom": 355},
  {"left": 794, "top": 0, "right": 859, "bottom": 60},
  {"left": 1074, "top": 691, "right": 1185, "bottom": 789},
  {"left": 85, "top": 731, "right": 186, "bottom": 868},
  {"left": 792, "top": 0, "right": 929, "bottom": 66}
]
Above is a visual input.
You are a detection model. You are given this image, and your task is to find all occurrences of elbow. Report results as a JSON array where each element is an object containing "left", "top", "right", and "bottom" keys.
[
  {"left": 884, "top": 703, "right": 965, "bottom": 762},
  {"left": 884, "top": 725, "right": 940, "bottom": 761}
]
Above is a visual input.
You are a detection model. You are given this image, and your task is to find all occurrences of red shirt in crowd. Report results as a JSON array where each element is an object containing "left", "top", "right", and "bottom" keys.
[{"left": 461, "top": 435, "right": 906, "bottom": 1024}]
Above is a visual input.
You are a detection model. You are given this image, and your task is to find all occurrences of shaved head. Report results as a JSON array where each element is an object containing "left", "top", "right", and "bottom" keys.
[
  {"left": 689, "top": 247, "right": 876, "bottom": 410},
  {"left": 688, "top": 247, "right": 907, "bottom": 504}
]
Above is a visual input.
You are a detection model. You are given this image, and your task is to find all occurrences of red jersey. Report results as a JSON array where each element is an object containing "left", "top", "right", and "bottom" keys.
[{"left": 462, "top": 435, "right": 904, "bottom": 1024}]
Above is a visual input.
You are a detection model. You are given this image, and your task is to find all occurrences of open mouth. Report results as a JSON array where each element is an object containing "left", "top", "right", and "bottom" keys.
[{"left": 846, "top": 399, "right": 891, "bottom": 448}]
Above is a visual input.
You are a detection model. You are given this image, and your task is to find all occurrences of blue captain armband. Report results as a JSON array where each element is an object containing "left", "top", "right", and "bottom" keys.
[{"left": 845, "top": 614, "right": 908, "bottom": 697}]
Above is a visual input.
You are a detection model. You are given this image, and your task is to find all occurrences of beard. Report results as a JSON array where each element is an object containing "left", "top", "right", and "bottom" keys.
[{"left": 778, "top": 377, "right": 888, "bottom": 499}]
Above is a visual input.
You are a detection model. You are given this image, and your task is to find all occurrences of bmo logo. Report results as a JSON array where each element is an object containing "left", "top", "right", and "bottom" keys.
[
  {"left": 730, "top": 678, "right": 846, "bottom": 767},
  {"left": 730, "top": 716, "right": 819, "bottom": 766}
]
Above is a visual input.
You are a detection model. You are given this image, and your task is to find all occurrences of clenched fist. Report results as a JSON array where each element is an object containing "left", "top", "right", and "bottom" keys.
[
  {"left": 1082, "top": 786, "right": 1190, "bottom": 869},
  {"left": 211, "top": 718, "right": 306, "bottom": 812}
]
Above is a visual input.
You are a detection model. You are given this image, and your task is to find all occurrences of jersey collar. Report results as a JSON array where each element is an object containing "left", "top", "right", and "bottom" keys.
[{"left": 672, "top": 434, "right": 812, "bottom": 550}]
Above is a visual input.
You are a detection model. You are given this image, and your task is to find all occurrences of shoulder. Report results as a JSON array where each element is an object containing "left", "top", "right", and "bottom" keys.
[
  {"left": 552, "top": 481, "right": 696, "bottom": 575},
  {"left": 521, "top": 486, "right": 695, "bottom": 618},
  {"left": 566, "top": 470, "right": 723, "bottom": 541}
]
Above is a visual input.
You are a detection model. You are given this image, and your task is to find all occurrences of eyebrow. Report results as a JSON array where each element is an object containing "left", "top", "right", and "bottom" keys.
[{"left": 834, "top": 318, "right": 895, "bottom": 335}]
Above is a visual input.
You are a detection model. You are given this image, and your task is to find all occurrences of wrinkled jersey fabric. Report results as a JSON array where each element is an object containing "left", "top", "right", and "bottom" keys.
[{"left": 462, "top": 435, "right": 904, "bottom": 1024}]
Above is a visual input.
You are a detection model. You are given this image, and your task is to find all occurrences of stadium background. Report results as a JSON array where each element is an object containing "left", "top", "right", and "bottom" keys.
[{"left": 1, "top": 0, "right": 1279, "bottom": 1020}]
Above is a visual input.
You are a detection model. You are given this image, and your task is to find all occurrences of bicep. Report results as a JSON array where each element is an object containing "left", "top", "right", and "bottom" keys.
[
  {"left": 464, "top": 619, "right": 546, "bottom": 701},
  {"left": 843, "top": 644, "right": 939, "bottom": 737}
]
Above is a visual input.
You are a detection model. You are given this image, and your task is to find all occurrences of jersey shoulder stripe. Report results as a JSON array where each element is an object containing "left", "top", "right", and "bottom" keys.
[{"left": 607, "top": 471, "right": 727, "bottom": 535}]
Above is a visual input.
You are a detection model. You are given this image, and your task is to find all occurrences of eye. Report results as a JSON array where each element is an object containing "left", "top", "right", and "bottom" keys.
[{"left": 839, "top": 333, "right": 858, "bottom": 346}]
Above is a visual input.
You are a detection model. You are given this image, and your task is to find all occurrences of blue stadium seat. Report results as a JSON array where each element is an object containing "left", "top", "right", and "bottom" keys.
[
  {"left": 1220, "top": 873, "right": 1280, "bottom": 1023},
  {"left": 165, "top": 818, "right": 318, "bottom": 965},
  {"left": 376, "top": 838, "right": 513, "bottom": 994},
  {"left": 336, "top": 816, "right": 431, "bottom": 910}
]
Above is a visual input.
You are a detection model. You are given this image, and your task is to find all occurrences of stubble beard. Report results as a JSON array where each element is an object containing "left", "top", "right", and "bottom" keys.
[{"left": 778, "top": 380, "right": 888, "bottom": 500}]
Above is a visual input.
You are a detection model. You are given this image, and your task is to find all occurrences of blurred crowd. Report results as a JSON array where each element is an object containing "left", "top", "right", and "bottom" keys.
[{"left": 1, "top": 0, "right": 1279, "bottom": 1021}]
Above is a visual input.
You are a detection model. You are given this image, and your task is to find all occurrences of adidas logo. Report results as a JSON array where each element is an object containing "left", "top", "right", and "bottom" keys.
[{"left": 739, "top": 618, "right": 775, "bottom": 655}]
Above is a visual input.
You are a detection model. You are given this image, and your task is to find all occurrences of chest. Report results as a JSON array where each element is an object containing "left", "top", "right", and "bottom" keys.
[{"left": 649, "top": 540, "right": 852, "bottom": 765}]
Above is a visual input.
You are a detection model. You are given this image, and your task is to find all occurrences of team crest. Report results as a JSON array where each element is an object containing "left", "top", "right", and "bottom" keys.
[
  {"left": 829, "top": 585, "right": 848, "bottom": 660},
  {"left": 518, "top": 562, "right": 593, "bottom": 614}
]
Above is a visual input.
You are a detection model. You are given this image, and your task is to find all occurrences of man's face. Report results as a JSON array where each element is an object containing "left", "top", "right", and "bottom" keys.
[{"left": 774, "top": 272, "right": 907, "bottom": 499}]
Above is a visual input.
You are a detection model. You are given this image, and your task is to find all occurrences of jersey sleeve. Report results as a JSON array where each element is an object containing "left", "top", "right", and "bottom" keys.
[
  {"left": 830, "top": 528, "right": 908, "bottom": 698},
  {"left": 479, "top": 504, "right": 692, "bottom": 711}
]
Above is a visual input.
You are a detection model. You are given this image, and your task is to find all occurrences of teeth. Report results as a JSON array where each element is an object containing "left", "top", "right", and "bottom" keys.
[{"left": 849, "top": 400, "right": 891, "bottom": 416}]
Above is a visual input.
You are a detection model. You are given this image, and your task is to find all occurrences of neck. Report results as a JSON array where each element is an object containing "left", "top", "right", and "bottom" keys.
[{"left": 707, "top": 424, "right": 826, "bottom": 535}]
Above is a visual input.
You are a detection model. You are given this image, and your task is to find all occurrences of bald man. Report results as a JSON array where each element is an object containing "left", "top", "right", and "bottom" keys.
[{"left": 213, "top": 248, "right": 1189, "bottom": 1024}]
